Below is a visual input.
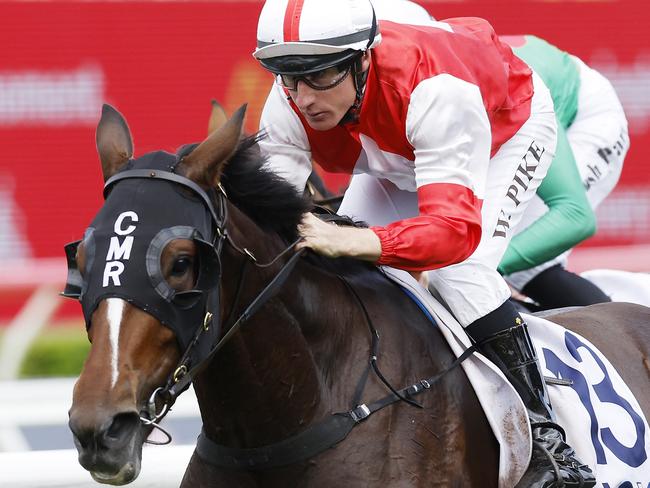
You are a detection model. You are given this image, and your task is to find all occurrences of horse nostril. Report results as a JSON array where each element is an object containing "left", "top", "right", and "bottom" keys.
[
  {"left": 104, "top": 412, "right": 140, "bottom": 448},
  {"left": 69, "top": 418, "right": 94, "bottom": 450}
]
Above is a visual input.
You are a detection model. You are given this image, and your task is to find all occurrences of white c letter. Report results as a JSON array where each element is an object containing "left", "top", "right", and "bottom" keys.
[{"left": 114, "top": 211, "right": 139, "bottom": 236}]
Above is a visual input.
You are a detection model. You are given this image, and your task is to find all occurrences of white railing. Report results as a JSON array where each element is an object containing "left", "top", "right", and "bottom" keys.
[
  {"left": 0, "top": 445, "right": 195, "bottom": 487},
  {"left": 0, "top": 258, "right": 68, "bottom": 381},
  {"left": 568, "top": 244, "right": 650, "bottom": 273},
  {"left": 0, "top": 377, "right": 200, "bottom": 485},
  {"left": 0, "top": 378, "right": 200, "bottom": 448}
]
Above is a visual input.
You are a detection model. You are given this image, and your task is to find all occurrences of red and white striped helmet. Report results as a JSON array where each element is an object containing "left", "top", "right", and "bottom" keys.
[{"left": 253, "top": 0, "right": 381, "bottom": 73}]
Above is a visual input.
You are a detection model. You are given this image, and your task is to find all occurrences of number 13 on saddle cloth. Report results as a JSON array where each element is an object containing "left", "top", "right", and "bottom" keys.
[{"left": 387, "top": 267, "right": 650, "bottom": 488}]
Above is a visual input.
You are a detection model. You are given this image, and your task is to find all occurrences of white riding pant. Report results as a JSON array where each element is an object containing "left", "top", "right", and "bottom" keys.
[
  {"left": 339, "top": 72, "right": 557, "bottom": 326},
  {"left": 506, "top": 58, "right": 629, "bottom": 290}
]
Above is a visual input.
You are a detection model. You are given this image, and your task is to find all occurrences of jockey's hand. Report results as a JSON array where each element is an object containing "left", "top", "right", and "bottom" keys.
[{"left": 296, "top": 212, "right": 382, "bottom": 261}]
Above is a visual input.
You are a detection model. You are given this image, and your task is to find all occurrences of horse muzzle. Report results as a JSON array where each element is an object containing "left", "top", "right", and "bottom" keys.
[
  {"left": 90, "top": 460, "right": 140, "bottom": 486},
  {"left": 69, "top": 409, "right": 145, "bottom": 485}
]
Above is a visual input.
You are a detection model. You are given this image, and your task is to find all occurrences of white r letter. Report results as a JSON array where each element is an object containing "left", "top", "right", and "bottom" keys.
[{"left": 103, "top": 261, "right": 125, "bottom": 287}]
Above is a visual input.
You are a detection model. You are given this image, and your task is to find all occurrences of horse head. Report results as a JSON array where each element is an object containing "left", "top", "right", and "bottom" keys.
[
  {"left": 65, "top": 103, "right": 499, "bottom": 487},
  {"left": 67, "top": 103, "right": 247, "bottom": 484}
]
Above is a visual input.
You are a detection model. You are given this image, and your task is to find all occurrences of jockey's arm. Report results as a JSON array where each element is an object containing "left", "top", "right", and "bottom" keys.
[
  {"left": 368, "top": 76, "right": 486, "bottom": 271},
  {"left": 498, "top": 122, "right": 596, "bottom": 276},
  {"left": 258, "top": 84, "right": 382, "bottom": 260},
  {"left": 299, "top": 76, "right": 485, "bottom": 271}
]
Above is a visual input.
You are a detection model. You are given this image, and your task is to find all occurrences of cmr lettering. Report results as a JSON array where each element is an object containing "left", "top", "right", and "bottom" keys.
[{"left": 103, "top": 211, "right": 139, "bottom": 287}]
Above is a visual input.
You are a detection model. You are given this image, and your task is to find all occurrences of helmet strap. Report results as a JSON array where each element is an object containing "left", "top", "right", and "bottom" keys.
[
  {"left": 339, "top": 53, "right": 369, "bottom": 125},
  {"left": 339, "top": 6, "right": 376, "bottom": 125}
]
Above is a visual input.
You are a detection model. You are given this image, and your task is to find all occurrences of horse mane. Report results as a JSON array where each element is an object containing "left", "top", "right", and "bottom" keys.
[
  {"left": 224, "top": 134, "right": 315, "bottom": 243},
  {"left": 178, "top": 134, "right": 309, "bottom": 243},
  {"left": 177, "top": 135, "right": 375, "bottom": 275}
]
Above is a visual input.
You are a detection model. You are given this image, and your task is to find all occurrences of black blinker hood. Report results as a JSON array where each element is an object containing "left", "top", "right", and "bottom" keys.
[{"left": 64, "top": 150, "right": 224, "bottom": 352}]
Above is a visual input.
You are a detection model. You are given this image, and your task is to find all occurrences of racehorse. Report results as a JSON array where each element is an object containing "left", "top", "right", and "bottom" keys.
[{"left": 66, "top": 104, "right": 650, "bottom": 487}]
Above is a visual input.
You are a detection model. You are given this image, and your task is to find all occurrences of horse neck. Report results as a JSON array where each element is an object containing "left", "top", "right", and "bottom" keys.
[{"left": 193, "top": 206, "right": 370, "bottom": 447}]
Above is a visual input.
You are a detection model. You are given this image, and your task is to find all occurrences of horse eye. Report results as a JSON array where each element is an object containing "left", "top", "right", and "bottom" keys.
[{"left": 170, "top": 257, "right": 193, "bottom": 276}]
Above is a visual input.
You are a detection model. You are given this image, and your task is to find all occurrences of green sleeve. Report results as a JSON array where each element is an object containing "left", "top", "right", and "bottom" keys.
[
  {"left": 511, "top": 36, "right": 580, "bottom": 128},
  {"left": 498, "top": 122, "right": 596, "bottom": 276}
]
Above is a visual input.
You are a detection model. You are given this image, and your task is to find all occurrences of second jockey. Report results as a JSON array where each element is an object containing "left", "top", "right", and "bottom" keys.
[{"left": 499, "top": 35, "right": 629, "bottom": 310}]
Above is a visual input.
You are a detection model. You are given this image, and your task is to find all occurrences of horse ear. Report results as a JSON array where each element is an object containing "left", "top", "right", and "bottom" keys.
[
  {"left": 96, "top": 104, "right": 134, "bottom": 181},
  {"left": 207, "top": 100, "right": 229, "bottom": 135},
  {"left": 181, "top": 103, "right": 246, "bottom": 188}
]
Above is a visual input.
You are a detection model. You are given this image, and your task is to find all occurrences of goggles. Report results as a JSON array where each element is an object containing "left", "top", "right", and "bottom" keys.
[{"left": 275, "top": 63, "right": 352, "bottom": 91}]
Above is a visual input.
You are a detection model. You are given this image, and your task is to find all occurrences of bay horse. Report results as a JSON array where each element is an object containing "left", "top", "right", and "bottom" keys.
[{"left": 66, "top": 104, "right": 650, "bottom": 487}]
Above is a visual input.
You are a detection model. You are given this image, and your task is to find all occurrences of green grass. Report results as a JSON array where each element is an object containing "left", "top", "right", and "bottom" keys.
[{"left": 18, "top": 324, "right": 90, "bottom": 378}]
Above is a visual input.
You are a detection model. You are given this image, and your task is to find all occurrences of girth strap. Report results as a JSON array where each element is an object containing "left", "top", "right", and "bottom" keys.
[{"left": 196, "top": 413, "right": 357, "bottom": 471}]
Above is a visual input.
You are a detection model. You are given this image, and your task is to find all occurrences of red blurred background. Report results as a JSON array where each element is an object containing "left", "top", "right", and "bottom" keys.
[{"left": 1, "top": 0, "right": 648, "bottom": 320}]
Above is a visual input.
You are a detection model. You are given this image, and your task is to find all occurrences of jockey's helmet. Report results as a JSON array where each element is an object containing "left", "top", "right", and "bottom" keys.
[{"left": 253, "top": 0, "right": 381, "bottom": 76}]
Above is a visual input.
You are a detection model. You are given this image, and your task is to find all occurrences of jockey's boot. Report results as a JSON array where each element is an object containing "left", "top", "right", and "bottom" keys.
[{"left": 466, "top": 303, "right": 596, "bottom": 488}]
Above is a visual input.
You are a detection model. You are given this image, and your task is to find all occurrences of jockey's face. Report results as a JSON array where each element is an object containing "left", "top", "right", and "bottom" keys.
[{"left": 286, "top": 52, "right": 370, "bottom": 131}]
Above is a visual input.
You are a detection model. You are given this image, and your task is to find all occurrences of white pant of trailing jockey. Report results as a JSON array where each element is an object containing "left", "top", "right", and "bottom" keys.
[{"left": 506, "top": 57, "right": 628, "bottom": 294}]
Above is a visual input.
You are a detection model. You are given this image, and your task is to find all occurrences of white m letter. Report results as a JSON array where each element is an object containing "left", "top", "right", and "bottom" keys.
[{"left": 106, "top": 236, "right": 134, "bottom": 261}]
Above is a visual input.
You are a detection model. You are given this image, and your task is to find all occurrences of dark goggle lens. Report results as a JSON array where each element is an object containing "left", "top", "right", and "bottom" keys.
[{"left": 277, "top": 65, "right": 351, "bottom": 91}]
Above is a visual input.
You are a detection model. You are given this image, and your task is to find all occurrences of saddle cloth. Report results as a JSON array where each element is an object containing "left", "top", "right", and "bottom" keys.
[
  {"left": 581, "top": 269, "right": 650, "bottom": 308},
  {"left": 382, "top": 266, "right": 650, "bottom": 488}
]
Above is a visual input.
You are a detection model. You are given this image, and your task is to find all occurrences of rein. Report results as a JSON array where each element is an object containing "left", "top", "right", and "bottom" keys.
[
  {"left": 196, "top": 273, "right": 478, "bottom": 470},
  {"left": 106, "top": 167, "right": 477, "bottom": 467},
  {"left": 141, "top": 235, "right": 305, "bottom": 444},
  {"left": 160, "top": 241, "right": 305, "bottom": 401},
  {"left": 102, "top": 167, "right": 307, "bottom": 442}
]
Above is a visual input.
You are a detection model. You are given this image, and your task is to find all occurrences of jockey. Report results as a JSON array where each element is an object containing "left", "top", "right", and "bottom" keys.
[
  {"left": 253, "top": 0, "right": 594, "bottom": 486},
  {"left": 499, "top": 35, "right": 629, "bottom": 310}
]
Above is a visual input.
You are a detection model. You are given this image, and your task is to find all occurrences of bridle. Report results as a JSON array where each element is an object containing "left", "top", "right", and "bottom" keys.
[
  {"left": 101, "top": 165, "right": 477, "bottom": 468},
  {"left": 97, "top": 166, "right": 306, "bottom": 443}
]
